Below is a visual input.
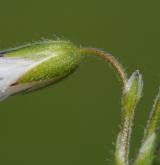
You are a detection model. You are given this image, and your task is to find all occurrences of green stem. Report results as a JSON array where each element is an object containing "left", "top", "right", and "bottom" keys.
[
  {"left": 80, "top": 48, "right": 142, "bottom": 165},
  {"left": 79, "top": 47, "right": 128, "bottom": 86}
]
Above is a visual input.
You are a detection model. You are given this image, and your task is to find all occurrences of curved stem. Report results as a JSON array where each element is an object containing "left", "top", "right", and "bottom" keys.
[{"left": 79, "top": 47, "right": 128, "bottom": 86}]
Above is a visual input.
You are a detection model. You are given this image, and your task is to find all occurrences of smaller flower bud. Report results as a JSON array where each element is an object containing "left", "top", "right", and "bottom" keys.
[
  {"left": 0, "top": 40, "right": 82, "bottom": 100},
  {"left": 115, "top": 70, "right": 143, "bottom": 165},
  {"left": 122, "top": 70, "right": 143, "bottom": 112}
]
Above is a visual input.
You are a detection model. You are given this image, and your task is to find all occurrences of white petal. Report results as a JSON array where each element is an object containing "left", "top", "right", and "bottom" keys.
[{"left": 0, "top": 57, "right": 35, "bottom": 100}]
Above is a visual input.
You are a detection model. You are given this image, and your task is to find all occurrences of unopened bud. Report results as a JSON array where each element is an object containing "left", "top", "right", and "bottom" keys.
[{"left": 0, "top": 40, "right": 81, "bottom": 100}]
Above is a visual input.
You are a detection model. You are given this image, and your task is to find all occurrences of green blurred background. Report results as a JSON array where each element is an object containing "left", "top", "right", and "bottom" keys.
[{"left": 0, "top": 0, "right": 159, "bottom": 164}]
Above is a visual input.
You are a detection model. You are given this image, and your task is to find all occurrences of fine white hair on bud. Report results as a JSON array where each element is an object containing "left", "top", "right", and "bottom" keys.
[{"left": 0, "top": 40, "right": 81, "bottom": 101}]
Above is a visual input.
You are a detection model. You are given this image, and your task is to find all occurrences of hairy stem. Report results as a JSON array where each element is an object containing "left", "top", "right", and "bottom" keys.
[{"left": 79, "top": 48, "right": 127, "bottom": 86}]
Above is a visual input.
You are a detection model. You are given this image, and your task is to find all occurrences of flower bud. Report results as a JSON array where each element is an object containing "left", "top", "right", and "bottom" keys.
[
  {"left": 115, "top": 71, "right": 143, "bottom": 165},
  {"left": 0, "top": 40, "right": 81, "bottom": 100},
  {"left": 122, "top": 70, "right": 143, "bottom": 112}
]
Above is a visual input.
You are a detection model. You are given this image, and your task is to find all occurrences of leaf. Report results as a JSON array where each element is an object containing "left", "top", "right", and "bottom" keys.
[
  {"left": 134, "top": 133, "right": 157, "bottom": 165},
  {"left": 134, "top": 88, "right": 160, "bottom": 165}
]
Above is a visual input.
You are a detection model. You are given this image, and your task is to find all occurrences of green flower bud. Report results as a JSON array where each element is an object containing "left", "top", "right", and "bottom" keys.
[
  {"left": 0, "top": 40, "right": 82, "bottom": 100},
  {"left": 122, "top": 70, "right": 143, "bottom": 111},
  {"left": 115, "top": 70, "right": 143, "bottom": 165}
]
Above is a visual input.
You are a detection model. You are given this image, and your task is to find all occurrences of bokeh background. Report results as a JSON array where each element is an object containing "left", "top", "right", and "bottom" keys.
[{"left": 0, "top": 0, "right": 159, "bottom": 164}]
